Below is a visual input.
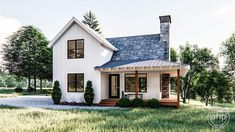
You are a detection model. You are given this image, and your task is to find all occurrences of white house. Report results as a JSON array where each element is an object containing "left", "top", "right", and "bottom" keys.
[{"left": 49, "top": 15, "right": 189, "bottom": 107}]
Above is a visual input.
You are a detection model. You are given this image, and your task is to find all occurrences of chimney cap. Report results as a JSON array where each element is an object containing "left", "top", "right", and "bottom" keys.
[{"left": 159, "top": 15, "right": 171, "bottom": 23}]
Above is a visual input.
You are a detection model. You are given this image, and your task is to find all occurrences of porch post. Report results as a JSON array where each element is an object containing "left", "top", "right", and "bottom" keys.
[
  {"left": 177, "top": 69, "right": 180, "bottom": 108},
  {"left": 135, "top": 70, "right": 138, "bottom": 98}
]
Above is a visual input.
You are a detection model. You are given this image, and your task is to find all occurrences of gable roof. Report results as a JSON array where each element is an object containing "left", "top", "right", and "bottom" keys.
[
  {"left": 48, "top": 17, "right": 118, "bottom": 51},
  {"left": 107, "top": 34, "right": 167, "bottom": 61}
]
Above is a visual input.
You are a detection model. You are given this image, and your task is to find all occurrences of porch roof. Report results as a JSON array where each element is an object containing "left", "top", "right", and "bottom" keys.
[{"left": 95, "top": 59, "right": 190, "bottom": 76}]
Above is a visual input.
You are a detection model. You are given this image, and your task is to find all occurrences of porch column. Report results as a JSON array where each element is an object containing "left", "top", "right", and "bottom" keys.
[
  {"left": 135, "top": 70, "right": 138, "bottom": 98},
  {"left": 177, "top": 69, "right": 180, "bottom": 108}
]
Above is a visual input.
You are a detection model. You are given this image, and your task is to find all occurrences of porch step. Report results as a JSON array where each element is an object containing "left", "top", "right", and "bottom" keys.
[{"left": 99, "top": 99, "right": 119, "bottom": 107}]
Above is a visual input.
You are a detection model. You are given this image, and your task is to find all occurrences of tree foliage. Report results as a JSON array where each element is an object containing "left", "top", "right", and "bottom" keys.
[
  {"left": 2, "top": 25, "right": 52, "bottom": 91},
  {"left": 179, "top": 43, "right": 218, "bottom": 103},
  {"left": 82, "top": 11, "right": 102, "bottom": 34},
  {"left": 195, "top": 70, "right": 233, "bottom": 105},
  {"left": 170, "top": 48, "right": 178, "bottom": 62},
  {"left": 84, "top": 80, "right": 95, "bottom": 106},
  {"left": 52, "top": 81, "right": 62, "bottom": 104},
  {"left": 221, "top": 33, "right": 235, "bottom": 101}
]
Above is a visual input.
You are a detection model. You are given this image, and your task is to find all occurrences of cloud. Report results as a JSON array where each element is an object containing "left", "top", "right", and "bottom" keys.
[{"left": 0, "top": 16, "right": 22, "bottom": 43}]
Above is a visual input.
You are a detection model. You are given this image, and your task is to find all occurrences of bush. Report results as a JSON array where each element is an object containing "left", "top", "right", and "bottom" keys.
[
  {"left": 52, "top": 81, "right": 62, "bottom": 104},
  {"left": 147, "top": 98, "right": 160, "bottom": 108},
  {"left": 118, "top": 98, "right": 131, "bottom": 107},
  {"left": 27, "top": 86, "right": 34, "bottom": 92},
  {"left": 132, "top": 98, "right": 144, "bottom": 108},
  {"left": 15, "top": 86, "right": 23, "bottom": 93},
  {"left": 84, "top": 80, "right": 95, "bottom": 106}
]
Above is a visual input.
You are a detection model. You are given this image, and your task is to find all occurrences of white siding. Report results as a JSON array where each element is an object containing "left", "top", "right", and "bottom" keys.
[
  {"left": 53, "top": 23, "right": 113, "bottom": 103},
  {"left": 101, "top": 73, "right": 109, "bottom": 100},
  {"left": 101, "top": 71, "right": 161, "bottom": 100}
]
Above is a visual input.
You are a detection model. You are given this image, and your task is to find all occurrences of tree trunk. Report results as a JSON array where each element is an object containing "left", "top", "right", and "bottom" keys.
[
  {"left": 28, "top": 76, "right": 31, "bottom": 92},
  {"left": 40, "top": 78, "right": 42, "bottom": 90},
  {"left": 183, "top": 87, "right": 187, "bottom": 103},
  {"left": 34, "top": 75, "right": 36, "bottom": 92},
  {"left": 205, "top": 97, "right": 209, "bottom": 106},
  {"left": 210, "top": 95, "right": 213, "bottom": 106}
]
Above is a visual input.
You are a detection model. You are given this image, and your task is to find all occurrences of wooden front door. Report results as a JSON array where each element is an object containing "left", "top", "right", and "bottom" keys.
[{"left": 109, "top": 74, "right": 120, "bottom": 98}]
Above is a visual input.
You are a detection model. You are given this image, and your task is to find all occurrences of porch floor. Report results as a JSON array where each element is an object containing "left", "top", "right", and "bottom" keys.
[{"left": 99, "top": 98, "right": 178, "bottom": 107}]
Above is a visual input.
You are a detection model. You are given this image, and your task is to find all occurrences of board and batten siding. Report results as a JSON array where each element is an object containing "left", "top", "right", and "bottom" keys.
[
  {"left": 53, "top": 23, "right": 113, "bottom": 103},
  {"left": 100, "top": 72, "right": 161, "bottom": 100}
]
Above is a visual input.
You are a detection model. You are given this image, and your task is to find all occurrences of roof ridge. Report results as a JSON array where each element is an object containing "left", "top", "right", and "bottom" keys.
[{"left": 106, "top": 33, "right": 160, "bottom": 39}]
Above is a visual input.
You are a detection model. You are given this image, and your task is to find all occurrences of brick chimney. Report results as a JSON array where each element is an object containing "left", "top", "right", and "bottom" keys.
[{"left": 159, "top": 15, "right": 171, "bottom": 61}]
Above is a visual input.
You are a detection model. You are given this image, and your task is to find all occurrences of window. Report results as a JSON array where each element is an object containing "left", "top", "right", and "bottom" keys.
[
  {"left": 68, "top": 39, "right": 84, "bottom": 59},
  {"left": 125, "top": 73, "right": 147, "bottom": 92},
  {"left": 67, "top": 73, "right": 84, "bottom": 92}
]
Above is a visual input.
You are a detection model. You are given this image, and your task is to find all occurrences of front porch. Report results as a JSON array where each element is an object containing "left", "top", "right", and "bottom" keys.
[
  {"left": 99, "top": 98, "right": 178, "bottom": 107},
  {"left": 96, "top": 59, "right": 189, "bottom": 108}
]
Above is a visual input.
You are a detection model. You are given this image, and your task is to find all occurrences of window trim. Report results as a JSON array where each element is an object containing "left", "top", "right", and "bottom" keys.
[
  {"left": 67, "top": 73, "right": 84, "bottom": 92},
  {"left": 124, "top": 73, "right": 147, "bottom": 93},
  {"left": 67, "top": 39, "right": 84, "bottom": 59}
]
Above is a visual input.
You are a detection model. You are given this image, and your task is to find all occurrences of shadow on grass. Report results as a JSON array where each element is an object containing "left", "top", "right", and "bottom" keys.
[{"left": 0, "top": 105, "right": 22, "bottom": 109}]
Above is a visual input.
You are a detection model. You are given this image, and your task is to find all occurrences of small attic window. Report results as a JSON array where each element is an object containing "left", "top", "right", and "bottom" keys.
[{"left": 67, "top": 39, "right": 84, "bottom": 59}]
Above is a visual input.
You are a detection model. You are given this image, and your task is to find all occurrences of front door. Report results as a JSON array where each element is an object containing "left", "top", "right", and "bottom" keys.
[{"left": 109, "top": 74, "right": 120, "bottom": 98}]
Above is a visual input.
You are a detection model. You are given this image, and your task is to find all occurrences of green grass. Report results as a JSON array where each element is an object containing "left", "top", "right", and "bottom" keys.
[
  {"left": 0, "top": 88, "right": 20, "bottom": 98},
  {"left": 0, "top": 105, "right": 234, "bottom": 132},
  {"left": 214, "top": 102, "right": 235, "bottom": 108},
  {"left": 0, "top": 88, "right": 52, "bottom": 98}
]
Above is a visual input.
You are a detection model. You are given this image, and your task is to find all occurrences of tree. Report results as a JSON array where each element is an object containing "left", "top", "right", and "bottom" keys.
[
  {"left": 2, "top": 25, "right": 51, "bottom": 91},
  {"left": 84, "top": 80, "right": 95, "bottom": 106},
  {"left": 179, "top": 44, "right": 218, "bottom": 103},
  {"left": 82, "top": 11, "right": 102, "bottom": 34},
  {"left": 52, "top": 81, "right": 62, "bottom": 104},
  {"left": 221, "top": 33, "right": 235, "bottom": 101},
  {"left": 170, "top": 48, "right": 178, "bottom": 92},
  {"left": 195, "top": 70, "right": 233, "bottom": 106},
  {"left": 170, "top": 48, "right": 178, "bottom": 62}
]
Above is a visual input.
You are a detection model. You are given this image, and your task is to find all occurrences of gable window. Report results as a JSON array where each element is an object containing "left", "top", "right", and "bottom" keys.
[
  {"left": 68, "top": 39, "right": 84, "bottom": 59},
  {"left": 125, "top": 73, "right": 147, "bottom": 92},
  {"left": 68, "top": 73, "right": 84, "bottom": 92}
]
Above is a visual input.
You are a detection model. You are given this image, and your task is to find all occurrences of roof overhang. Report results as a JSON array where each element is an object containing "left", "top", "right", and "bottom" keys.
[
  {"left": 95, "top": 60, "right": 190, "bottom": 77},
  {"left": 48, "top": 17, "right": 118, "bottom": 51}
]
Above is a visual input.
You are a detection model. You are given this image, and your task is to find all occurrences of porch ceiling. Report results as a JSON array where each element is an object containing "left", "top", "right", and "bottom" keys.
[{"left": 95, "top": 59, "right": 190, "bottom": 77}]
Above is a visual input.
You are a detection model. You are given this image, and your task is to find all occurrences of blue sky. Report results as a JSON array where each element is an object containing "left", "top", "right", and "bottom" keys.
[{"left": 0, "top": 0, "right": 235, "bottom": 60}]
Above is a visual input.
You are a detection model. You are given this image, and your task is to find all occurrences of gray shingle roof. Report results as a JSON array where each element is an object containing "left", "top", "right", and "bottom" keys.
[{"left": 107, "top": 34, "right": 167, "bottom": 61}]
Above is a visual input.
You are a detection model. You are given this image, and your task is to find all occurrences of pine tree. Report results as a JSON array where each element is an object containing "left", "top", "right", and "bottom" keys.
[
  {"left": 82, "top": 11, "right": 102, "bottom": 34},
  {"left": 52, "top": 81, "right": 62, "bottom": 104},
  {"left": 84, "top": 80, "right": 95, "bottom": 106}
]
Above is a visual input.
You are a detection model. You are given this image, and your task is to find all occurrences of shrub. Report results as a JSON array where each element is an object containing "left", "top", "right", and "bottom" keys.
[
  {"left": 52, "top": 81, "right": 62, "bottom": 104},
  {"left": 132, "top": 98, "right": 144, "bottom": 107},
  {"left": 118, "top": 98, "right": 131, "bottom": 107},
  {"left": 147, "top": 98, "right": 160, "bottom": 108},
  {"left": 84, "top": 80, "right": 95, "bottom": 106},
  {"left": 15, "top": 86, "right": 23, "bottom": 93},
  {"left": 27, "top": 86, "right": 34, "bottom": 92}
]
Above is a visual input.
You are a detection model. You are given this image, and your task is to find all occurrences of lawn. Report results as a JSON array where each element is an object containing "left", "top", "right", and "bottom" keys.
[
  {"left": 0, "top": 105, "right": 234, "bottom": 132},
  {"left": 0, "top": 88, "right": 52, "bottom": 98}
]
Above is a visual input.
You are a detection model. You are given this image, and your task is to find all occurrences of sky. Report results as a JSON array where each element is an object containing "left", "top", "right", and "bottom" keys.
[{"left": 0, "top": 0, "right": 235, "bottom": 66}]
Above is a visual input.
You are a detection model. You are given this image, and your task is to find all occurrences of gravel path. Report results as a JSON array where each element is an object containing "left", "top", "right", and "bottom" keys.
[{"left": 0, "top": 95, "right": 117, "bottom": 110}]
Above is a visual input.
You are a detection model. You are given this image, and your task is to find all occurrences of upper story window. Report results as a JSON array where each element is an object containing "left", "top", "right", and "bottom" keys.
[{"left": 67, "top": 39, "right": 84, "bottom": 59}]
